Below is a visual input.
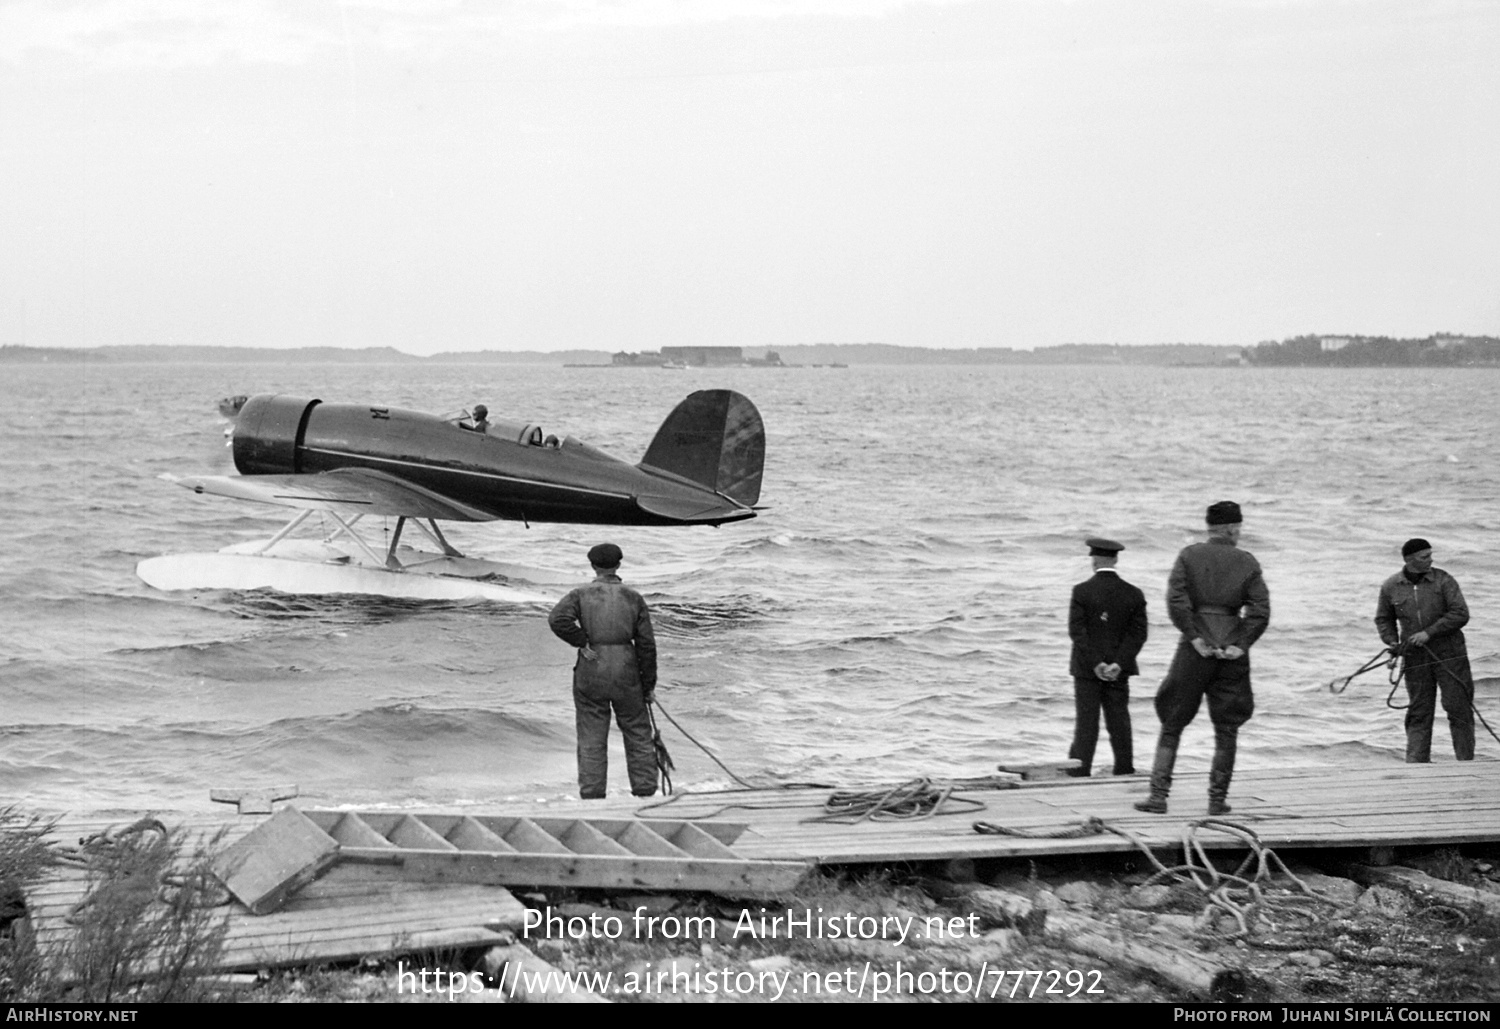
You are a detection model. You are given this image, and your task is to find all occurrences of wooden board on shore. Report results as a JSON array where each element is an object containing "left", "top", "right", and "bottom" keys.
[{"left": 26, "top": 816, "right": 526, "bottom": 974}]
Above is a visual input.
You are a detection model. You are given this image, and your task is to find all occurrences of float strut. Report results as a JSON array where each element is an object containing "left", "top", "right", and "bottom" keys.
[{"left": 385, "top": 517, "right": 407, "bottom": 570}]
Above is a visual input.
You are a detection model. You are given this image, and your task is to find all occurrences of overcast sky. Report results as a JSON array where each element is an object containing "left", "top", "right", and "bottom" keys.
[{"left": 2, "top": 0, "right": 1496, "bottom": 354}]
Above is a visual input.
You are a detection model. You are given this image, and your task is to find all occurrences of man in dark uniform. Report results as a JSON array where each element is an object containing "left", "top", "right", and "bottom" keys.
[
  {"left": 1136, "top": 501, "right": 1270, "bottom": 816},
  {"left": 1067, "top": 537, "right": 1148, "bottom": 777},
  {"left": 547, "top": 543, "right": 659, "bottom": 799},
  {"left": 1375, "top": 538, "right": 1475, "bottom": 763}
]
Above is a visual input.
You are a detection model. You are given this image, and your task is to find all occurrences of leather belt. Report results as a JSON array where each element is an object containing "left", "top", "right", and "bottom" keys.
[{"left": 1195, "top": 605, "right": 1237, "bottom": 615}]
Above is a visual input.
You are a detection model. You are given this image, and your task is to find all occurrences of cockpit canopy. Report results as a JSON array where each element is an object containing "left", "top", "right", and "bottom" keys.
[{"left": 453, "top": 411, "right": 560, "bottom": 448}]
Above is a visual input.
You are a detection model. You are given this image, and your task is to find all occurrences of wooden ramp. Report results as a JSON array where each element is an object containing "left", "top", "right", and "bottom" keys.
[
  {"left": 540, "top": 760, "right": 1500, "bottom": 864},
  {"left": 25, "top": 809, "right": 804, "bottom": 974},
  {"left": 306, "top": 809, "right": 809, "bottom": 895}
]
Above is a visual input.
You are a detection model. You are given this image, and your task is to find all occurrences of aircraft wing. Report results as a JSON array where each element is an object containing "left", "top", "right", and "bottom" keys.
[{"left": 165, "top": 468, "right": 497, "bottom": 522}]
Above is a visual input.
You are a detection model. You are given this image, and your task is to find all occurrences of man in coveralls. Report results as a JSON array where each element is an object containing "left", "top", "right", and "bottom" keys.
[
  {"left": 547, "top": 543, "right": 659, "bottom": 799},
  {"left": 1067, "top": 537, "right": 1148, "bottom": 777},
  {"left": 1375, "top": 538, "right": 1475, "bottom": 763},
  {"left": 1135, "top": 501, "right": 1270, "bottom": 815}
]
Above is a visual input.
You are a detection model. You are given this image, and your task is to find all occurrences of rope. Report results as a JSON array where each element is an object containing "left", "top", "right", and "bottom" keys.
[
  {"left": 973, "top": 815, "right": 1107, "bottom": 839},
  {"left": 806, "top": 777, "right": 987, "bottom": 825},
  {"left": 1329, "top": 643, "right": 1500, "bottom": 747},
  {"left": 1101, "top": 818, "right": 1336, "bottom": 939},
  {"left": 55, "top": 818, "right": 230, "bottom": 922},
  {"left": 649, "top": 696, "right": 757, "bottom": 790},
  {"left": 646, "top": 700, "right": 675, "bottom": 796}
]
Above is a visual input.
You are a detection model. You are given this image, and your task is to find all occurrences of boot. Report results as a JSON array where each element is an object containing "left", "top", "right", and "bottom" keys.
[
  {"left": 1133, "top": 736, "right": 1178, "bottom": 814},
  {"left": 1207, "top": 729, "right": 1237, "bottom": 816}
]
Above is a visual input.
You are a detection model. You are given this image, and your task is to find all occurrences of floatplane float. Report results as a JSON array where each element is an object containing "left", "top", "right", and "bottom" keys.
[{"left": 136, "top": 390, "right": 765, "bottom": 601}]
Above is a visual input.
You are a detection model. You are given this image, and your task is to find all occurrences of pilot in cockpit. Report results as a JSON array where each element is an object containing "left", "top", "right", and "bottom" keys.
[{"left": 469, "top": 405, "right": 490, "bottom": 433}]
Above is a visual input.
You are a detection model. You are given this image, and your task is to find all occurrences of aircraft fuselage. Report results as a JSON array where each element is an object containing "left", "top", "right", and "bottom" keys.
[{"left": 232, "top": 394, "right": 757, "bottom": 526}]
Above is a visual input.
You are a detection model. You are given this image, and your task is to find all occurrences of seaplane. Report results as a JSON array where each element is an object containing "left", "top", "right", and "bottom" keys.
[{"left": 135, "top": 389, "right": 765, "bottom": 602}]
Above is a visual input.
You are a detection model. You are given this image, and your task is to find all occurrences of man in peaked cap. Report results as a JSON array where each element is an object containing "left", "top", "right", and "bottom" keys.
[
  {"left": 1375, "top": 539, "right": 1475, "bottom": 763},
  {"left": 548, "top": 543, "right": 660, "bottom": 798},
  {"left": 1135, "top": 501, "right": 1270, "bottom": 816},
  {"left": 1066, "top": 538, "right": 1148, "bottom": 777}
]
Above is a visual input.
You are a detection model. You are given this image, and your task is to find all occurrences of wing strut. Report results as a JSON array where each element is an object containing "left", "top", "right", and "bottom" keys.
[{"left": 253, "top": 510, "right": 314, "bottom": 555}]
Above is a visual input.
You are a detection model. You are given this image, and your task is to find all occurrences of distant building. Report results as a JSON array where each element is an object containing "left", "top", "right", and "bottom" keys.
[
  {"left": 661, "top": 346, "right": 743, "bottom": 367},
  {"left": 1320, "top": 336, "right": 1352, "bottom": 352},
  {"left": 1431, "top": 334, "right": 1469, "bottom": 350},
  {"left": 612, "top": 351, "right": 665, "bottom": 366}
]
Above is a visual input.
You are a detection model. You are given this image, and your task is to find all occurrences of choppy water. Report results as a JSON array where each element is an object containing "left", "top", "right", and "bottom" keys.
[{"left": 1, "top": 361, "right": 1496, "bottom": 812}]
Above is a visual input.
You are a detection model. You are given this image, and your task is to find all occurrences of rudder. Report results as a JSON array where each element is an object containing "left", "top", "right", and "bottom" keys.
[{"left": 639, "top": 390, "right": 764, "bottom": 507}]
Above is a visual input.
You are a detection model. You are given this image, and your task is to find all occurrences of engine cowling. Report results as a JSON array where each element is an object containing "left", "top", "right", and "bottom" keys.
[{"left": 232, "top": 395, "right": 321, "bottom": 474}]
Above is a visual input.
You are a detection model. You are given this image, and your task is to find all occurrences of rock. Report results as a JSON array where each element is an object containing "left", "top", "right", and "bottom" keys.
[
  {"left": 987, "top": 871, "right": 1036, "bottom": 891},
  {"left": 615, "top": 894, "right": 676, "bottom": 917},
  {"left": 1356, "top": 884, "right": 1414, "bottom": 916},
  {"left": 1127, "top": 884, "right": 1174, "bottom": 910},
  {"left": 1032, "top": 889, "right": 1063, "bottom": 912},
  {"left": 970, "top": 929, "right": 1023, "bottom": 961},
  {"left": 961, "top": 886, "right": 1036, "bottom": 929},
  {"left": 748, "top": 955, "right": 792, "bottom": 973},
  {"left": 1117, "top": 910, "right": 1155, "bottom": 933},
  {"left": 1150, "top": 913, "right": 1199, "bottom": 938},
  {"left": 824, "top": 938, "right": 904, "bottom": 962},
  {"left": 1287, "top": 951, "right": 1324, "bottom": 968},
  {"left": 1286, "top": 867, "right": 1362, "bottom": 906},
  {"left": 1055, "top": 880, "right": 1102, "bottom": 908},
  {"left": 459, "top": 988, "right": 509, "bottom": 1003}
]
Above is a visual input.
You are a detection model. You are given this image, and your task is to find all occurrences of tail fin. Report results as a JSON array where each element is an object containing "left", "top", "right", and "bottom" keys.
[{"left": 639, "top": 390, "right": 764, "bottom": 507}]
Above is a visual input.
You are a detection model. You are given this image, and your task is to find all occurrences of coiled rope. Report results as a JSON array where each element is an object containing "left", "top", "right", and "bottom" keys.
[
  {"left": 1101, "top": 818, "right": 1336, "bottom": 939},
  {"left": 55, "top": 818, "right": 230, "bottom": 923},
  {"left": 807, "top": 777, "right": 987, "bottom": 824}
]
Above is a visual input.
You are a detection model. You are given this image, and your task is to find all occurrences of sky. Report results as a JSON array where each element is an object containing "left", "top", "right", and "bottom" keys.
[{"left": 1, "top": 0, "right": 1497, "bottom": 355}]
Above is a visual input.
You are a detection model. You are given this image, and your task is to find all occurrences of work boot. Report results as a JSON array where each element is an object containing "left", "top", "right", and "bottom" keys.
[
  {"left": 1207, "top": 729, "right": 1237, "bottom": 817},
  {"left": 1133, "top": 737, "right": 1178, "bottom": 814}
]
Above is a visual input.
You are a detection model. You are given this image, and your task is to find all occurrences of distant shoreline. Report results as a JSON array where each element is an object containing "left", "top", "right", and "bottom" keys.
[{"left": 2, "top": 338, "right": 1497, "bottom": 368}]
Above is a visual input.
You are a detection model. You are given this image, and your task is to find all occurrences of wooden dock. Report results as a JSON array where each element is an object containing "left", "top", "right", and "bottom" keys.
[
  {"left": 22, "top": 761, "right": 1500, "bottom": 974},
  {"left": 556, "top": 760, "right": 1500, "bottom": 864}
]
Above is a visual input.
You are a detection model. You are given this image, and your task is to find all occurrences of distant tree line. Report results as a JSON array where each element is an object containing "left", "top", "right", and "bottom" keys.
[{"left": 1248, "top": 334, "right": 1500, "bottom": 367}]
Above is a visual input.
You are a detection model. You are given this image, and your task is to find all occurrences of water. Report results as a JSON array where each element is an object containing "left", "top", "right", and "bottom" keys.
[{"left": 1, "top": 361, "right": 1496, "bottom": 813}]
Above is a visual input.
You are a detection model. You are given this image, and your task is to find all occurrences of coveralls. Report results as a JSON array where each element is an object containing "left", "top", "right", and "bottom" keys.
[
  {"left": 548, "top": 573, "right": 659, "bottom": 798},
  {"left": 1146, "top": 537, "right": 1270, "bottom": 808},
  {"left": 1375, "top": 568, "right": 1475, "bottom": 763}
]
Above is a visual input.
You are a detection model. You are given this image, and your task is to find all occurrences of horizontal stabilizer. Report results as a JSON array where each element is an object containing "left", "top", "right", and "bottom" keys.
[
  {"left": 635, "top": 493, "right": 757, "bottom": 524},
  {"left": 639, "top": 390, "right": 764, "bottom": 508},
  {"left": 166, "top": 468, "right": 497, "bottom": 522}
]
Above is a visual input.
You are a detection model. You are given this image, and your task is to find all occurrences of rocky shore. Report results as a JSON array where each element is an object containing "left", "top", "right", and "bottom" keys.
[{"left": 245, "top": 840, "right": 1500, "bottom": 1004}]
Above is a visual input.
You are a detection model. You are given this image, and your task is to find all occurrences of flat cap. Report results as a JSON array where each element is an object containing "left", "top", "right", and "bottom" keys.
[
  {"left": 1401, "top": 537, "right": 1432, "bottom": 557},
  {"left": 587, "top": 542, "right": 623, "bottom": 568},
  {"left": 1085, "top": 537, "right": 1124, "bottom": 556},
  {"left": 1206, "top": 500, "right": 1242, "bottom": 526}
]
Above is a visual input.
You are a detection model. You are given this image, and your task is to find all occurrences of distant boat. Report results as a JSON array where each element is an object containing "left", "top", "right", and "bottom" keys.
[
  {"left": 217, "top": 394, "right": 249, "bottom": 419},
  {"left": 661, "top": 360, "right": 689, "bottom": 370}
]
